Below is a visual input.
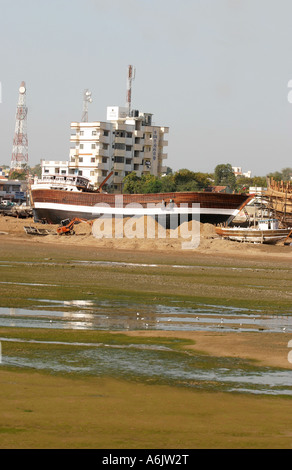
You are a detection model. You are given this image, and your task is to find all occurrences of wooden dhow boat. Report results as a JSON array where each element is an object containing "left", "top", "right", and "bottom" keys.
[
  {"left": 29, "top": 174, "right": 253, "bottom": 226},
  {"left": 265, "top": 178, "right": 292, "bottom": 227}
]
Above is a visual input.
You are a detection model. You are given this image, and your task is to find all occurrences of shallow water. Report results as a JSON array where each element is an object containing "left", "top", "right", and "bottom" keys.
[
  {"left": 0, "top": 299, "right": 291, "bottom": 333},
  {"left": 1, "top": 336, "right": 292, "bottom": 396},
  {"left": 1, "top": 294, "right": 292, "bottom": 396}
]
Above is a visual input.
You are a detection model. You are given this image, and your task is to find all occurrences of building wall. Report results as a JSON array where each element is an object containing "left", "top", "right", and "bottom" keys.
[
  {"left": 41, "top": 160, "right": 68, "bottom": 177},
  {"left": 41, "top": 108, "right": 169, "bottom": 192},
  {"left": 70, "top": 108, "right": 169, "bottom": 192},
  {"left": 0, "top": 179, "right": 26, "bottom": 202}
]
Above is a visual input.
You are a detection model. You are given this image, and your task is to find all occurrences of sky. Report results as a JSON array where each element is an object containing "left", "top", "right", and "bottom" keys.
[{"left": 1, "top": 0, "right": 292, "bottom": 176}]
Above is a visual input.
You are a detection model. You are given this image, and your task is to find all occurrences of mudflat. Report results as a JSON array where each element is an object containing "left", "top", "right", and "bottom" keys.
[{"left": 0, "top": 216, "right": 292, "bottom": 449}]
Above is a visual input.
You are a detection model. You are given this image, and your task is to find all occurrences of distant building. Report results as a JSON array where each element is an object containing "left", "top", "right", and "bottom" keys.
[
  {"left": 205, "top": 185, "right": 233, "bottom": 194},
  {"left": 41, "top": 107, "right": 169, "bottom": 193},
  {"left": 232, "top": 166, "right": 252, "bottom": 178},
  {"left": 0, "top": 167, "right": 9, "bottom": 178},
  {"left": 249, "top": 186, "right": 267, "bottom": 195},
  {"left": 0, "top": 179, "right": 27, "bottom": 203},
  {"left": 41, "top": 160, "right": 68, "bottom": 177}
]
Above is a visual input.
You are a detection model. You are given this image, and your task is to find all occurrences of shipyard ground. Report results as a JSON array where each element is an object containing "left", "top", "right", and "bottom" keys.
[{"left": 0, "top": 216, "right": 292, "bottom": 449}]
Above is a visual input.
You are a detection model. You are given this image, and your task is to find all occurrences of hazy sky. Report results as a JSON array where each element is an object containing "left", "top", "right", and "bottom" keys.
[{"left": 1, "top": 0, "right": 292, "bottom": 175}]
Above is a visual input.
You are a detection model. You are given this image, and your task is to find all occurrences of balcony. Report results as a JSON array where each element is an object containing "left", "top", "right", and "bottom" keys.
[
  {"left": 114, "top": 137, "right": 125, "bottom": 144},
  {"left": 97, "top": 135, "right": 109, "bottom": 144},
  {"left": 114, "top": 149, "right": 125, "bottom": 157},
  {"left": 133, "top": 144, "right": 143, "bottom": 151},
  {"left": 95, "top": 149, "right": 109, "bottom": 157},
  {"left": 97, "top": 163, "right": 109, "bottom": 171},
  {"left": 144, "top": 137, "right": 152, "bottom": 145},
  {"left": 113, "top": 163, "right": 125, "bottom": 171},
  {"left": 133, "top": 157, "right": 143, "bottom": 165},
  {"left": 134, "top": 130, "right": 143, "bottom": 138},
  {"left": 115, "top": 123, "right": 127, "bottom": 131},
  {"left": 113, "top": 175, "right": 123, "bottom": 184}
]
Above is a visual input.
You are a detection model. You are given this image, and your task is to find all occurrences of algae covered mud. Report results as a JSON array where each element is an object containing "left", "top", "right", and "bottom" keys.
[
  {"left": 1, "top": 226, "right": 292, "bottom": 449},
  {"left": 0, "top": 233, "right": 292, "bottom": 396}
]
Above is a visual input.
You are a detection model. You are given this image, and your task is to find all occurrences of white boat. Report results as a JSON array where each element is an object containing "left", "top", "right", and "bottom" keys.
[{"left": 216, "top": 219, "right": 292, "bottom": 244}]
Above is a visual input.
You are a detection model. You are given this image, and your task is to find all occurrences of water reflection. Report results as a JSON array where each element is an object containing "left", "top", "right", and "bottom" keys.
[
  {"left": 1, "top": 299, "right": 292, "bottom": 396},
  {"left": 0, "top": 299, "right": 291, "bottom": 333}
]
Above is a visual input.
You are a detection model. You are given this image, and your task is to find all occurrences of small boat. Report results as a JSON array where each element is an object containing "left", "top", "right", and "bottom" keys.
[
  {"left": 216, "top": 219, "right": 292, "bottom": 244},
  {"left": 23, "top": 226, "right": 54, "bottom": 236}
]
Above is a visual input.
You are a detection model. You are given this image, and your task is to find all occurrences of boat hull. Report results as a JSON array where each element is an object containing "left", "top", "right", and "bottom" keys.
[
  {"left": 216, "top": 227, "right": 292, "bottom": 244},
  {"left": 266, "top": 179, "right": 292, "bottom": 227},
  {"left": 30, "top": 188, "right": 251, "bottom": 226}
]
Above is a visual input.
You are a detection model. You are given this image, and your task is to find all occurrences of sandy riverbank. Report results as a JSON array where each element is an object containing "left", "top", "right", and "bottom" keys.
[{"left": 1, "top": 214, "right": 292, "bottom": 261}]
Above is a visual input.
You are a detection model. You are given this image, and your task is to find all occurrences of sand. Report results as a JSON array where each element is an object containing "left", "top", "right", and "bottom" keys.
[{"left": 1, "top": 214, "right": 292, "bottom": 260}]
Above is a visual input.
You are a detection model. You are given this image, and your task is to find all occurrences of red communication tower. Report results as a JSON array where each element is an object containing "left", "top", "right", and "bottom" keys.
[{"left": 10, "top": 81, "right": 28, "bottom": 170}]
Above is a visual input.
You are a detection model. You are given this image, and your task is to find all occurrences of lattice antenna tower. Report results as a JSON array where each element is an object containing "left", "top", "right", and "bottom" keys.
[
  {"left": 126, "top": 65, "right": 136, "bottom": 116},
  {"left": 81, "top": 89, "right": 92, "bottom": 122},
  {"left": 11, "top": 81, "right": 28, "bottom": 170}
]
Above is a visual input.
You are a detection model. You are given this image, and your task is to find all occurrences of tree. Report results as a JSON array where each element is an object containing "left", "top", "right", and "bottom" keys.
[
  {"left": 173, "top": 169, "right": 211, "bottom": 191},
  {"left": 30, "top": 164, "right": 41, "bottom": 178},
  {"left": 160, "top": 174, "right": 176, "bottom": 192},
  {"left": 123, "top": 172, "right": 141, "bottom": 194},
  {"left": 281, "top": 167, "right": 292, "bottom": 181},
  {"left": 9, "top": 170, "right": 27, "bottom": 180},
  {"left": 214, "top": 164, "right": 236, "bottom": 189},
  {"left": 267, "top": 171, "right": 283, "bottom": 182}
]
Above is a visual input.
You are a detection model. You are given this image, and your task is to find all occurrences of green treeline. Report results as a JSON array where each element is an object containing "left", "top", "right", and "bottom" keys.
[{"left": 123, "top": 164, "right": 269, "bottom": 194}]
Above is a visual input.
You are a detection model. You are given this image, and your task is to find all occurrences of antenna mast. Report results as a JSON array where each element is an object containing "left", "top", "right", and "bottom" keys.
[
  {"left": 126, "top": 65, "right": 135, "bottom": 116},
  {"left": 81, "top": 89, "right": 92, "bottom": 122},
  {"left": 11, "top": 81, "right": 28, "bottom": 170}
]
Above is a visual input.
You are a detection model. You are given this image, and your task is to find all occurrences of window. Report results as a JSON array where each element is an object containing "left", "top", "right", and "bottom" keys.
[
  {"left": 92, "top": 131, "right": 97, "bottom": 136},
  {"left": 126, "top": 158, "right": 132, "bottom": 165},
  {"left": 80, "top": 131, "right": 84, "bottom": 136},
  {"left": 91, "top": 157, "right": 95, "bottom": 163},
  {"left": 102, "top": 157, "right": 108, "bottom": 163},
  {"left": 80, "top": 144, "right": 84, "bottom": 149},
  {"left": 102, "top": 170, "right": 108, "bottom": 177},
  {"left": 126, "top": 132, "right": 132, "bottom": 138},
  {"left": 79, "top": 157, "right": 83, "bottom": 162},
  {"left": 104, "top": 130, "right": 109, "bottom": 136},
  {"left": 61, "top": 170, "right": 66, "bottom": 174},
  {"left": 91, "top": 144, "right": 96, "bottom": 149},
  {"left": 114, "top": 143, "right": 125, "bottom": 150},
  {"left": 114, "top": 157, "right": 124, "bottom": 163},
  {"left": 90, "top": 171, "right": 95, "bottom": 176},
  {"left": 78, "top": 170, "right": 83, "bottom": 176},
  {"left": 126, "top": 145, "right": 132, "bottom": 151}
]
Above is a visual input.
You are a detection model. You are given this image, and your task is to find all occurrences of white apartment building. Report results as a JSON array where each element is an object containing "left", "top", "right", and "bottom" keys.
[
  {"left": 232, "top": 167, "right": 252, "bottom": 178},
  {"left": 41, "top": 106, "right": 169, "bottom": 192}
]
